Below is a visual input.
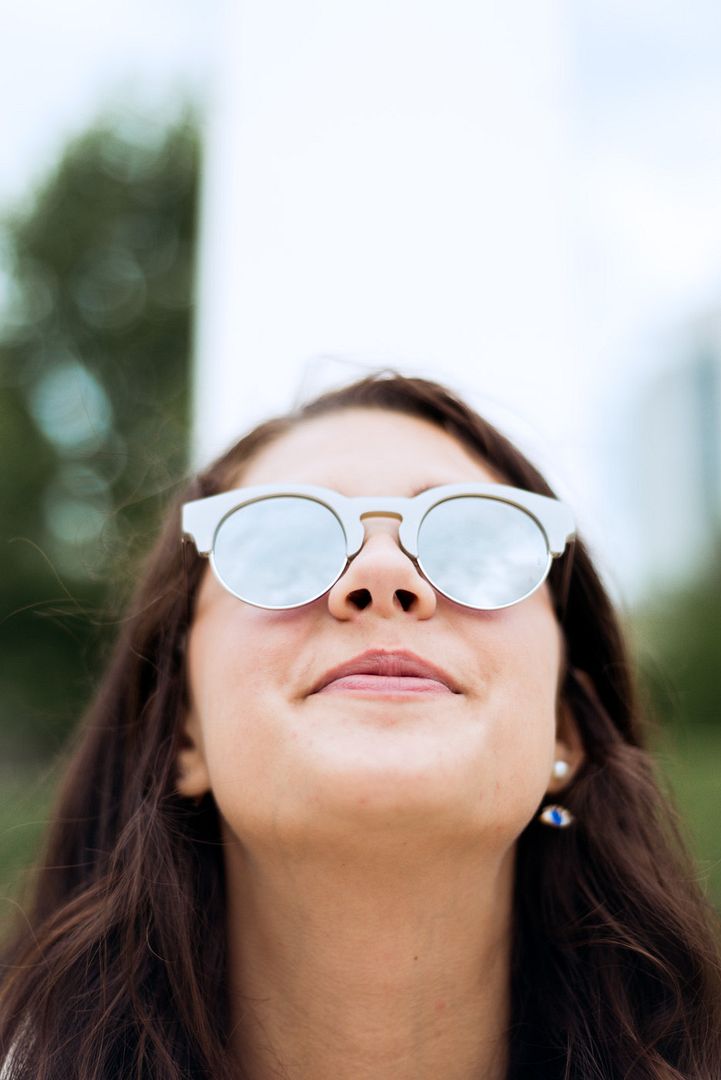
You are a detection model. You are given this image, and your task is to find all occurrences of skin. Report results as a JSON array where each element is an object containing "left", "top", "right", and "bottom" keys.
[{"left": 177, "top": 407, "right": 585, "bottom": 1080}]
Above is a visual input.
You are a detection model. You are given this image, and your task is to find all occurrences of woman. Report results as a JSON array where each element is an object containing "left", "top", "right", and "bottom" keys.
[{"left": 2, "top": 371, "right": 720, "bottom": 1079}]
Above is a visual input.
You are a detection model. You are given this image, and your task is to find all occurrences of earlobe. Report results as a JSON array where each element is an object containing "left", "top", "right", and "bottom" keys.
[
  {"left": 175, "top": 710, "right": 212, "bottom": 799},
  {"left": 549, "top": 692, "right": 586, "bottom": 792}
]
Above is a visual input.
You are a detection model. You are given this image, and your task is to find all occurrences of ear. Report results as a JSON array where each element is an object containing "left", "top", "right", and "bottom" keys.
[
  {"left": 175, "top": 705, "right": 212, "bottom": 800},
  {"left": 546, "top": 679, "right": 586, "bottom": 795}
]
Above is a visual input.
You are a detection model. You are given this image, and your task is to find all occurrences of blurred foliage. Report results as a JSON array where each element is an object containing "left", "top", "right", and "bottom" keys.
[
  {"left": 630, "top": 539, "right": 721, "bottom": 906},
  {"left": 629, "top": 533, "right": 721, "bottom": 732},
  {"left": 0, "top": 108, "right": 199, "bottom": 759},
  {"left": 650, "top": 724, "right": 721, "bottom": 908}
]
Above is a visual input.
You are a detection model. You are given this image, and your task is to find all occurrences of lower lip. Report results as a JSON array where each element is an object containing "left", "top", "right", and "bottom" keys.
[{"left": 316, "top": 675, "right": 454, "bottom": 695}]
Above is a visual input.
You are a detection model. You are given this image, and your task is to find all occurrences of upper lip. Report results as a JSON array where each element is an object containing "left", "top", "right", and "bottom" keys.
[{"left": 311, "top": 649, "right": 460, "bottom": 694}]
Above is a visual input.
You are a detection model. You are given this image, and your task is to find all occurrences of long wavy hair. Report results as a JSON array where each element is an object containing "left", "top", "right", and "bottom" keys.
[{"left": 2, "top": 372, "right": 721, "bottom": 1079}]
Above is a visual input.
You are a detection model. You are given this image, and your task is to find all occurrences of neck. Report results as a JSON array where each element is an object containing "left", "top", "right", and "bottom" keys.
[{"left": 223, "top": 834, "right": 515, "bottom": 1080}]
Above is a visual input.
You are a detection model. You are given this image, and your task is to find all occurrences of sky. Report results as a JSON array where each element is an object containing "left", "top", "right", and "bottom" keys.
[
  {"left": 2, "top": 0, "right": 721, "bottom": 609},
  {"left": 568, "top": 1, "right": 721, "bottom": 378},
  {"left": 0, "top": 0, "right": 212, "bottom": 207}
]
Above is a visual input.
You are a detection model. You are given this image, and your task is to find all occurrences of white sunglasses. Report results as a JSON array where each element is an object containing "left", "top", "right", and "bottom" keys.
[{"left": 181, "top": 482, "right": 575, "bottom": 612}]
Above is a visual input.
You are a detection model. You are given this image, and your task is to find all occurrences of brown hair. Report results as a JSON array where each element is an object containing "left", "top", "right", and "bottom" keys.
[{"left": 2, "top": 372, "right": 721, "bottom": 1078}]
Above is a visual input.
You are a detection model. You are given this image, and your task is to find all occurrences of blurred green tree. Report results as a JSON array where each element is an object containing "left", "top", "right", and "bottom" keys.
[
  {"left": 628, "top": 540, "right": 721, "bottom": 905},
  {"left": 630, "top": 536, "right": 721, "bottom": 731},
  {"left": 0, "top": 109, "right": 199, "bottom": 759}
]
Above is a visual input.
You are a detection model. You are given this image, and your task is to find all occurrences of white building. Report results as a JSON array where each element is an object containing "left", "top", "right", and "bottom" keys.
[{"left": 627, "top": 316, "right": 721, "bottom": 601}]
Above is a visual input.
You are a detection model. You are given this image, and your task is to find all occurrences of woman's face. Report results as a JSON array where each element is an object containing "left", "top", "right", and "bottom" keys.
[{"left": 178, "top": 408, "right": 582, "bottom": 856}]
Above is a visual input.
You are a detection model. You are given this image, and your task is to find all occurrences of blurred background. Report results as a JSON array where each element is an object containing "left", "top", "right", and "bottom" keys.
[{"left": 1, "top": 0, "right": 720, "bottom": 917}]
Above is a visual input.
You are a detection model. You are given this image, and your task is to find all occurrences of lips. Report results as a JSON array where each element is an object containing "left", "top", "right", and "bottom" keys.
[{"left": 311, "top": 649, "right": 460, "bottom": 695}]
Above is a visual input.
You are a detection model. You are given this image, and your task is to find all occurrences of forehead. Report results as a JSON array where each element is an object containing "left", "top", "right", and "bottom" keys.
[{"left": 236, "top": 408, "right": 506, "bottom": 493}]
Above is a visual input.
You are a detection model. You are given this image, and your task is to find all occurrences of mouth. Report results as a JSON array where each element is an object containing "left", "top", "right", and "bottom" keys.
[{"left": 311, "top": 649, "right": 460, "bottom": 696}]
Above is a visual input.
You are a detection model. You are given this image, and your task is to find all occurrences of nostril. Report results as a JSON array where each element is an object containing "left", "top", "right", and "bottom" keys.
[
  {"left": 395, "top": 589, "right": 416, "bottom": 612},
  {"left": 347, "top": 588, "right": 372, "bottom": 610},
  {"left": 346, "top": 588, "right": 418, "bottom": 611}
]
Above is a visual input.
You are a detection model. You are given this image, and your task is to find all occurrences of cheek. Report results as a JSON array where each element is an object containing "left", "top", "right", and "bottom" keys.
[
  {"left": 188, "top": 605, "right": 266, "bottom": 715},
  {"left": 186, "top": 602, "right": 308, "bottom": 836},
  {"left": 471, "top": 609, "right": 561, "bottom": 813},
  {"left": 188, "top": 580, "right": 303, "bottom": 711}
]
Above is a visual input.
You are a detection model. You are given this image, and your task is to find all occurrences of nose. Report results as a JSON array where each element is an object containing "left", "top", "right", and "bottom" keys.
[{"left": 326, "top": 518, "right": 437, "bottom": 620}]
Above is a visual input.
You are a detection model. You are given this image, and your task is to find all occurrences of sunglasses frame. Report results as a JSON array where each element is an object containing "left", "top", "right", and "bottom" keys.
[{"left": 181, "top": 482, "right": 576, "bottom": 611}]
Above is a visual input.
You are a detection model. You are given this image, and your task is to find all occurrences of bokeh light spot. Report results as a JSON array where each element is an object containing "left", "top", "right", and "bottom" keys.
[
  {"left": 27, "top": 359, "right": 113, "bottom": 453},
  {"left": 71, "top": 248, "right": 146, "bottom": 330}
]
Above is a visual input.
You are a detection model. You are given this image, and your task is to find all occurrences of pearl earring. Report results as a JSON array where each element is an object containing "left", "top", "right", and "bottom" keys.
[{"left": 552, "top": 759, "right": 570, "bottom": 779}]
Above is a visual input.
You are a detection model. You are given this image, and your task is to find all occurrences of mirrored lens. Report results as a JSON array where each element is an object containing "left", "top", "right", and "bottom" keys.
[
  {"left": 212, "top": 496, "right": 347, "bottom": 607},
  {"left": 417, "top": 497, "right": 550, "bottom": 608}
]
